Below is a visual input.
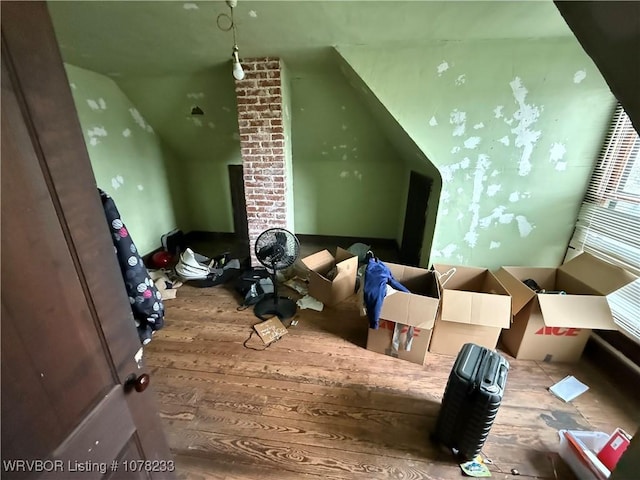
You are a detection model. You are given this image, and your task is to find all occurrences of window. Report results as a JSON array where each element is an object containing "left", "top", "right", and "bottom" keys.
[{"left": 568, "top": 104, "right": 640, "bottom": 342}]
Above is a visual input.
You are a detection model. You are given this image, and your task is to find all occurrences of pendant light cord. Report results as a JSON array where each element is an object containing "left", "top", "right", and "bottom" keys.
[
  {"left": 231, "top": 7, "right": 237, "bottom": 46},
  {"left": 217, "top": 5, "right": 238, "bottom": 46}
]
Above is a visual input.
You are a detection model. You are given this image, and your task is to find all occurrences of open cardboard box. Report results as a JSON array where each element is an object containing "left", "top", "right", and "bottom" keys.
[
  {"left": 429, "top": 264, "right": 512, "bottom": 356},
  {"left": 364, "top": 263, "right": 440, "bottom": 365},
  {"left": 494, "top": 252, "right": 637, "bottom": 362},
  {"left": 300, "top": 248, "right": 358, "bottom": 307}
]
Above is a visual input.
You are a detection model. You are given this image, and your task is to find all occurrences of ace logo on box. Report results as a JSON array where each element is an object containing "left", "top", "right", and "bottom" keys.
[
  {"left": 535, "top": 327, "right": 582, "bottom": 337},
  {"left": 379, "top": 320, "right": 423, "bottom": 337}
]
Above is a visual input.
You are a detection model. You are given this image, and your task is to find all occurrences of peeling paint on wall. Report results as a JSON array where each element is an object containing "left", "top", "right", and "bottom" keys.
[
  {"left": 441, "top": 156, "right": 470, "bottom": 183},
  {"left": 549, "top": 142, "right": 567, "bottom": 171},
  {"left": 479, "top": 206, "right": 514, "bottom": 228},
  {"left": 339, "top": 170, "right": 363, "bottom": 180},
  {"left": 65, "top": 64, "right": 177, "bottom": 255},
  {"left": 111, "top": 175, "right": 124, "bottom": 190},
  {"left": 450, "top": 109, "right": 466, "bottom": 137},
  {"left": 87, "top": 98, "right": 107, "bottom": 111},
  {"left": 336, "top": 39, "right": 615, "bottom": 269},
  {"left": 437, "top": 61, "right": 450, "bottom": 76},
  {"left": 183, "top": 3, "right": 198, "bottom": 10},
  {"left": 464, "top": 136, "right": 481, "bottom": 149},
  {"left": 515, "top": 215, "right": 534, "bottom": 237},
  {"left": 129, "top": 107, "right": 154, "bottom": 133},
  {"left": 509, "top": 77, "right": 542, "bottom": 176},
  {"left": 87, "top": 126, "right": 108, "bottom": 146},
  {"left": 440, "top": 244, "right": 458, "bottom": 258},
  {"left": 187, "top": 92, "right": 205, "bottom": 99},
  {"left": 487, "top": 184, "right": 501, "bottom": 197},
  {"left": 249, "top": 10, "right": 257, "bottom": 18},
  {"left": 455, "top": 74, "right": 466, "bottom": 86},
  {"left": 464, "top": 154, "right": 492, "bottom": 248}
]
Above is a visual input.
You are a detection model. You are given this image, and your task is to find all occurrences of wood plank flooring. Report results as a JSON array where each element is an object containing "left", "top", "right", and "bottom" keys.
[{"left": 144, "top": 284, "right": 639, "bottom": 480}]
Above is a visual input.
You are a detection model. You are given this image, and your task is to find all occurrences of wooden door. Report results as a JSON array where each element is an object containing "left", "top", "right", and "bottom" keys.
[
  {"left": 399, "top": 171, "right": 433, "bottom": 266},
  {"left": 1, "top": 3, "right": 174, "bottom": 479}
]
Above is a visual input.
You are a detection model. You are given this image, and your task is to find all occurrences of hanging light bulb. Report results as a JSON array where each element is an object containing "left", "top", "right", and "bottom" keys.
[{"left": 232, "top": 45, "right": 245, "bottom": 80}]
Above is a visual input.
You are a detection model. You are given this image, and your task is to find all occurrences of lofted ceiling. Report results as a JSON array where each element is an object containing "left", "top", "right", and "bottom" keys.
[{"left": 48, "top": 0, "right": 575, "bottom": 77}]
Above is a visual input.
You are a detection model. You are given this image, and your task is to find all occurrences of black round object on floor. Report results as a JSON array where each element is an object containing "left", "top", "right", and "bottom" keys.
[{"left": 254, "top": 294, "right": 297, "bottom": 321}]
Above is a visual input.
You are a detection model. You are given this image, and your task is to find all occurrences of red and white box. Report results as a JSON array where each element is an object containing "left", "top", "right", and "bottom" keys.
[{"left": 596, "top": 428, "right": 632, "bottom": 472}]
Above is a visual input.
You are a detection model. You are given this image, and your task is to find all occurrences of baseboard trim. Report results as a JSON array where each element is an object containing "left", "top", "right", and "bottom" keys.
[
  {"left": 179, "top": 230, "right": 400, "bottom": 263},
  {"left": 295, "top": 233, "right": 399, "bottom": 251}
]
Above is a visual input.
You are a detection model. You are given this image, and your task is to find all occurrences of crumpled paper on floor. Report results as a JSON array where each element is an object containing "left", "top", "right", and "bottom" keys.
[
  {"left": 296, "top": 295, "right": 323, "bottom": 311},
  {"left": 149, "top": 269, "right": 183, "bottom": 300},
  {"left": 284, "top": 277, "right": 309, "bottom": 295}
]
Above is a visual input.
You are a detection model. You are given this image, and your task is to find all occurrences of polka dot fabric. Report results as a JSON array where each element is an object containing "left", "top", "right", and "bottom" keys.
[{"left": 99, "top": 189, "right": 164, "bottom": 344}]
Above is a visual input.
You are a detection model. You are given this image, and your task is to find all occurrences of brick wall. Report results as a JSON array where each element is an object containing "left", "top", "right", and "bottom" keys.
[{"left": 234, "top": 57, "right": 288, "bottom": 266}]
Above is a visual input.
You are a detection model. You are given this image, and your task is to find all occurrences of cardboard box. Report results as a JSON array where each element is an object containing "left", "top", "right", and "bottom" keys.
[
  {"left": 365, "top": 263, "right": 440, "bottom": 365},
  {"left": 494, "top": 252, "right": 637, "bottom": 362},
  {"left": 300, "top": 248, "right": 358, "bottom": 306},
  {"left": 429, "top": 265, "right": 512, "bottom": 356}
]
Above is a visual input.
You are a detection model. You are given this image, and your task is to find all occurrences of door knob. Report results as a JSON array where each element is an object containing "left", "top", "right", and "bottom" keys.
[{"left": 124, "top": 373, "right": 150, "bottom": 393}]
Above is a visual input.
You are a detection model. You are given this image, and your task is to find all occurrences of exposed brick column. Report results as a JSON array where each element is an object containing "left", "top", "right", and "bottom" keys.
[{"left": 234, "top": 57, "right": 288, "bottom": 266}]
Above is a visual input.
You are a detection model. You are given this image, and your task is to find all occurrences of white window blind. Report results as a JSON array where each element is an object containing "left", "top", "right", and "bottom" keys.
[{"left": 568, "top": 104, "right": 640, "bottom": 342}]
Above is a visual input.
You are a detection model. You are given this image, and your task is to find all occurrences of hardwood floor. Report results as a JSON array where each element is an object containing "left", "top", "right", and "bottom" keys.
[{"left": 144, "top": 283, "right": 639, "bottom": 480}]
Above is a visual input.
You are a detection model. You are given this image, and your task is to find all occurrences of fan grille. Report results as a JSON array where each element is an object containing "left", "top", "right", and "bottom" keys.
[{"left": 255, "top": 228, "right": 300, "bottom": 270}]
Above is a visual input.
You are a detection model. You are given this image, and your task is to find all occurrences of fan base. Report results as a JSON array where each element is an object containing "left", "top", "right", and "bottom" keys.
[{"left": 254, "top": 294, "right": 297, "bottom": 321}]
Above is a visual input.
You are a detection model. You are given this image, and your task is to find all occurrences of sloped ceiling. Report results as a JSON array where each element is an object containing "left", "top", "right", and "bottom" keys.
[{"left": 48, "top": 0, "right": 574, "bottom": 76}]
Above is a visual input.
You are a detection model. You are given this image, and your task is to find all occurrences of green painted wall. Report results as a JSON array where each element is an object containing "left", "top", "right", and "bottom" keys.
[
  {"left": 65, "top": 64, "right": 178, "bottom": 255},
  {"left": 117, "top": 67, "right": 241, "bottom": 233},
  {"left": 117, "top": 63, "right": 405, "bottom": 240},
  {"left": 290, "top": 66, "right": 405, "bottom": 238},
  {"left": 280, "top": 61, "right": 296, "bottom": 231},
  {"left": 338, "top": 38, "right": 616, "bottom": 268},
  {"left": 336, "top": 52, "right": 440, "bottom": 261}
]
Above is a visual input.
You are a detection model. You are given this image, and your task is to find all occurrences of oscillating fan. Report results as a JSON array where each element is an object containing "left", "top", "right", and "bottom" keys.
[{"left": 253, "top": 228, "right": 300, "bottom": 320}]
